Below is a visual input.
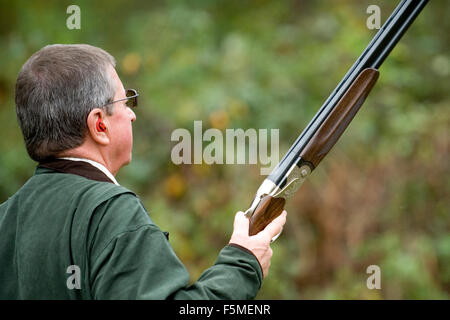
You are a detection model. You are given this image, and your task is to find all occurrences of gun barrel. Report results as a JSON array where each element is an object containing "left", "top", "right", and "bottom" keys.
[{"left": 268, "top": 0, "right": 428, "bottom": 187}]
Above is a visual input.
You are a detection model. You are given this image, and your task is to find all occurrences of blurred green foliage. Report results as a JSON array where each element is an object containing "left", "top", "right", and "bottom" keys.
[{"left": 0, "top": 0, "right": 448, "bottom": 299}]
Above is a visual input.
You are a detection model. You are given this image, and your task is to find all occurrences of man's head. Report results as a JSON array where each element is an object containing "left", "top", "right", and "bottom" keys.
[{"left": 15, "top": 44, "right": 136, "bottom": 174}]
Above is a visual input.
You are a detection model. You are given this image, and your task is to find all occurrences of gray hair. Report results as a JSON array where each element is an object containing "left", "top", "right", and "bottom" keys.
[{"left": 15, "top": 44, "right": 117, "bottom": 162}]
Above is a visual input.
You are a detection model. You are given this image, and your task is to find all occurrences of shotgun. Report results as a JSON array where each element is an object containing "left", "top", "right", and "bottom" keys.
[{"left": 245, "top": 0, "right": 429, "bottom": 237}]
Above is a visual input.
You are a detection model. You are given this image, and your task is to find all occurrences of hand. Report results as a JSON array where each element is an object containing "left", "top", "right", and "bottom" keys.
[{"left": 229, "top": 210, "right": 287, "bottom": 278}]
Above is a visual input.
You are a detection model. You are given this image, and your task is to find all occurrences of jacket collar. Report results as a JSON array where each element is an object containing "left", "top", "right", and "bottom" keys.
[
  {"left": 37, "top": 158, "right": 117, "bottom": 184},
  {"left": 58, "top": 157, "right": 119, "bottom": 185}
]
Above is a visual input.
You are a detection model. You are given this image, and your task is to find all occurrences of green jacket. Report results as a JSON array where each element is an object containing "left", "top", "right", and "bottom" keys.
[{"left": 0, "top": 160, "right": 262, "bottom": 299}]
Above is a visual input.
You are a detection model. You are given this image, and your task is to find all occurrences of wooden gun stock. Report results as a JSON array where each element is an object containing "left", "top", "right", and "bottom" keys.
[
  {"left": 300, "top": 68, "right": 379, "bottom": 168},
  {"left": 248, "top": 68, "right": 379, "bottom": 236},
  {"left": 249, "top": 195, "right": 285, "bottom": 236}
]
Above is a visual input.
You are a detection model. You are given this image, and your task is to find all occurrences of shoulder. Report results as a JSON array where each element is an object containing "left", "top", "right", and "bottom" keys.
[
  {"left": 86, "top": 191, "right": 158, "bottom": 258},
  {"left": 33, "top": 167, "right": 136, "bottom": 208},
  {"left": 95, "top": 192, "right": 153, "bottom": 228},
  {"left": 27, "top": 167, "right": 150, "bottom": 227}
]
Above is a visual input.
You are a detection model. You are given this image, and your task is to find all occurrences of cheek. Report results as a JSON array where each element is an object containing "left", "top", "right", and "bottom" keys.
[
  {"left": 112, "top": 128, "right": 133, "bottom": 164},
  {"left": 111, "top": 119, "right": 133, "bottom": 151},
  {"left": 118, "top": 124, "right": 133, "bottom": 147}
]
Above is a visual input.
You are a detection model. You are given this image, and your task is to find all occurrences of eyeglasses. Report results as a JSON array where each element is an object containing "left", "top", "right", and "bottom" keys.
[{"left": 105, "top": 89, "right": 139, "bottom": 108}]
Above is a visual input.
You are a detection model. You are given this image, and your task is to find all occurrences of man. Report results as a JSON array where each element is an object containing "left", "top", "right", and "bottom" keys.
[{"left": 0, "top": 44, "right": 286, "bottom": 299}]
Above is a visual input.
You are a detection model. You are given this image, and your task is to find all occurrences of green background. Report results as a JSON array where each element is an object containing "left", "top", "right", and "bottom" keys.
[{"left": 0, "top": 0, "right": 448, "bottom": 299}]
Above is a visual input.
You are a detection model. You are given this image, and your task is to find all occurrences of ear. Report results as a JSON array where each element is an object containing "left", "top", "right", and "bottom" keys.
[{"left": 86, "top": 108, "right": 110, "bottom": 146}]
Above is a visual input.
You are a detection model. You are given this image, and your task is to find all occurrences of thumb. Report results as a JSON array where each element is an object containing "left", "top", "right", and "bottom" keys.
[{"left": 232, "top": 211, "right": 250, "bottom": 236}]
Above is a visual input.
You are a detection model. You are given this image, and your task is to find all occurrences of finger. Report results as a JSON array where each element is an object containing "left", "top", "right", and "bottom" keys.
[
  {"left": 233, "top": 211, "right": 249, "bottom": 235},
  {"left": 261, "top": 210, "right": 287, "bottom": 239}
]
